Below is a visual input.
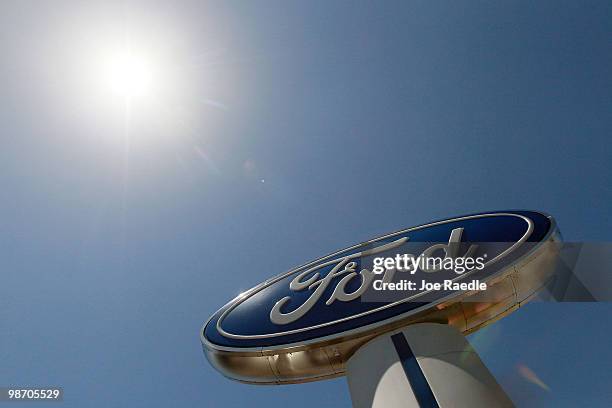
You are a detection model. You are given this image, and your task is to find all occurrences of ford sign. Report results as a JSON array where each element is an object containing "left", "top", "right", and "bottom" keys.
[{"left": 201, "top": 211, "right": 560, "bottom": 384}]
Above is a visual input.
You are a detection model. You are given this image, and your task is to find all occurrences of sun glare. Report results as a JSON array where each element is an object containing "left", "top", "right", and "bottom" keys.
[{"left": 105, "top": 51, "right": 155, "bottom": 99}]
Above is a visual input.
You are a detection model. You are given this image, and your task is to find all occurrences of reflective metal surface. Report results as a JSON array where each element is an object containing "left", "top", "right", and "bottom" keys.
[{"left": 201, "top": 212, "right": 560, "bottom": 384}]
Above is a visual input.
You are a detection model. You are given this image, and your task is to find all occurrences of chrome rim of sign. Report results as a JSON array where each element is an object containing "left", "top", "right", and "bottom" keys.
[{"left": 201, "top": 210, "right": 561, "bottom": 384}]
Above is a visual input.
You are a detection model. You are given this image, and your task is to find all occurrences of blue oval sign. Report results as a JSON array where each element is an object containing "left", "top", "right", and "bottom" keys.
[{"left": 203, "top": 211, "right": 553, "bottom": 349}]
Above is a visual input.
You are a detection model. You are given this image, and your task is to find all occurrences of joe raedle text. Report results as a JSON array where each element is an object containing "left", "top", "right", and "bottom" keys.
[{"left": 373, "top": 279, "right": 487, "bottom": 292}]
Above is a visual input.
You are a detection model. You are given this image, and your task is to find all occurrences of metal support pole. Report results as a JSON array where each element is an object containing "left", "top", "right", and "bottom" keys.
[{"left": 346, "top": 323, "right": 514, "bottom": 408}]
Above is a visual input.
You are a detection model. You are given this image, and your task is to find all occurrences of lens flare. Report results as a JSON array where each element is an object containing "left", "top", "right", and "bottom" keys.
[{"left": 518, "top": 363, "right": 551, "bottom": 391}]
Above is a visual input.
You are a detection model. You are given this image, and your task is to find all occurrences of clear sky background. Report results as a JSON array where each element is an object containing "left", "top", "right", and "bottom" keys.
[{"left": 1, "top": 1, "right": 611, "bottom": 407}]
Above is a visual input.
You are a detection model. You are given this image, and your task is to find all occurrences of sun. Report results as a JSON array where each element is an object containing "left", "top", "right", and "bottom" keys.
[{"left": 104, "top": 51, "right": 155, "bottom": 100}]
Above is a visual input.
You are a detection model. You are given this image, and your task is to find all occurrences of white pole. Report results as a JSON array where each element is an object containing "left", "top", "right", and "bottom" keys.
[{"left": 346, "top": 323, "right": 514, "bottom": 408}]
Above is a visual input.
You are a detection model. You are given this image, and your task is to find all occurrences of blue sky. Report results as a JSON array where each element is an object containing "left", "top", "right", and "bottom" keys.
[{"left": 1, "top": 1, "right": 610, "bottom": 407}]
